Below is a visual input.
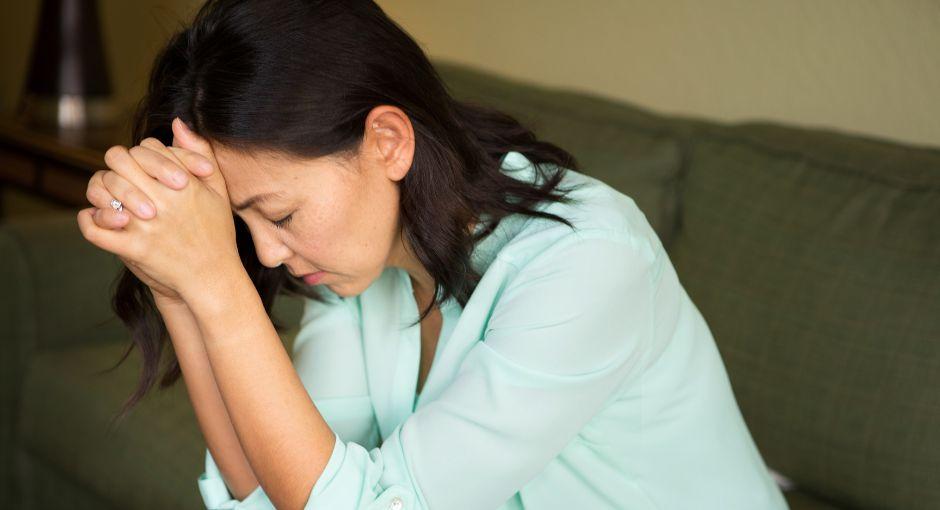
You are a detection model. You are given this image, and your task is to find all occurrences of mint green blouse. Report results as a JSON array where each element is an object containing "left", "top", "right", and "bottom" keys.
[{"left": 197, "top": 151, "right": 790, "bottom": 510}]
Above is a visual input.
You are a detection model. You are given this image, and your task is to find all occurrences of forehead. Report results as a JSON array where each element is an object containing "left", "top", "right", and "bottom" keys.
[
  {"left": 209, "top": 142, "right": 361, "bottom": 210},
  {"left": 210, "top": 144, "right": 304, "bottom": 207},
  {"left": 212, "top": 144, "right": 297, "bottom": 183}
]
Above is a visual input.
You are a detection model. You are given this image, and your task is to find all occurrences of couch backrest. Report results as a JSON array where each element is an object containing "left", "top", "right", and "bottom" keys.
[
  {"left": 432, "top": 59, "right": 696, "bottom": 251},
  {"left": 666, "top": 122, "right": 940, "bottom": 510},
  {"left": 433, "top": 58, "right": 940, "bottom": 510}
]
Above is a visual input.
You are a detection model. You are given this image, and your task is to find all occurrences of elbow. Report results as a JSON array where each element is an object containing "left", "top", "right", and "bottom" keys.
[{"left": 225, "top": 472, "right": 261, "bottom": 501}]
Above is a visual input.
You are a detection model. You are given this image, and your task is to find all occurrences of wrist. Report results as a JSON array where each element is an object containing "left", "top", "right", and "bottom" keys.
[{"left": 180, "top": 262, "right": 256, "bottom": 322}]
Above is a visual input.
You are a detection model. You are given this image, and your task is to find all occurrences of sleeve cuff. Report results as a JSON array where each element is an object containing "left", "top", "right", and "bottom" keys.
[
  {"left": 198, "top": 429, "right": 419, "bottom": 510},
  {"left": 197, "top": 447, "right": 273, "bottom": 509},
  {"left": 304, "top": 428, "right": 420, "bottom": 510}
]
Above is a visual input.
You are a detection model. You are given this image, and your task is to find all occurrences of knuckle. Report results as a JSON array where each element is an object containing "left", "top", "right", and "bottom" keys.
[
  {"left": 102, "top": 171, "right": 129, "bottom": 195},
  {"left": 87, "top": 171, "right": 105, "bottom": 198},
  {"left": 85, "top": 185, "right": 101, "bottom": 205},
  {"left": 128, "top": 146, "right": 154, "bottom": 172},
  {"left": 128, "top": 145, "right": 146, "bottom": 160},
  {"left": 128, "top": 188, "right": 150, "bottom": 207},
  {"left": 104, "top": 145, "right": 124, "bottom": 165},
  {"left": 160, "top": 159, "right": 182, "bottom": 177},
  {"left": 101, "top": 169, "right": 117, "bottom": 188}
]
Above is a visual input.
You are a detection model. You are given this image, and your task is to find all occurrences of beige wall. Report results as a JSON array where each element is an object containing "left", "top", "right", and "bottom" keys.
[
  {"left": 376, "top": 0, "right": 940, "bottom": 149},
  {"left": 3, "top": 1, "right": 938, "bottom": 148}
]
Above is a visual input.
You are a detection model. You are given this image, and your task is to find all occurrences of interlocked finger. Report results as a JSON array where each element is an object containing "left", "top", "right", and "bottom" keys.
[
  {"left": 95, "top": 170, "right": 156, "bottom": 220},
  {"left": 85, "top": 170, "right": 132, "bottom": 229},
  {"left": 102, "top": 144, "right": 165, "bottom": 205},
  {"left": 139, "top": 137, "right": 215, "bottom": 181},
  {"left": 128, "top": 143, "right": 189, "bottom": 190}
]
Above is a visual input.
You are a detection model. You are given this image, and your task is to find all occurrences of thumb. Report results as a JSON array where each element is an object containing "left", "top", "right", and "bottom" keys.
[
  {"left": 171, "top": 117, "right": 214, "bottom": 155},
  {"left": 171, "top": 117, "right": 230, "bottom": 200}
]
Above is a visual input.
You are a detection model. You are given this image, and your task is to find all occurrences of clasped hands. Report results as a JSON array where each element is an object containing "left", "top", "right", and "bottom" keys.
[{"left": 77, "top": 117, "right": 241, "bottom": 306}]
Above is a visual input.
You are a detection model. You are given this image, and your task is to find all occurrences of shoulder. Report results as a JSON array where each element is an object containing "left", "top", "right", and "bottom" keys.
[
  {"left": 482, "top": 209, "right": 663, "bottom": 378},
  {"left": 485, "top": 173, "right": 666, "bottom": 327},
  {"left": 495, "top": 169, "right": 665, "bottom": 278}
]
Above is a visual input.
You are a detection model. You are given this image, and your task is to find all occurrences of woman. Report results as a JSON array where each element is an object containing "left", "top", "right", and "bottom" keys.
[{"left": 78, "top": 1, "right": 789, "bottom": 509}]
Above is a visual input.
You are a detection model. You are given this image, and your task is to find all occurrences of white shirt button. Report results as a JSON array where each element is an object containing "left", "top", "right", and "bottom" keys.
[{"left": 389, "top": 496, "right": 404, "bottom": 510}]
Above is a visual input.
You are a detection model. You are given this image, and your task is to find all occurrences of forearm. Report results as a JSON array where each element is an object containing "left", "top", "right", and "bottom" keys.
[
  {"left": 155, "top": 298, "right": 261, "bottom": 500},
  {"left": 182, "top": 270, "right": 335, "bottom": 510}
]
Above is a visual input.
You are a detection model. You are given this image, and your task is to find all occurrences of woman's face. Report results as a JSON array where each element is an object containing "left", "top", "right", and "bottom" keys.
[{"left": 210, "top": 107, "right": 416, "bottom": 298}]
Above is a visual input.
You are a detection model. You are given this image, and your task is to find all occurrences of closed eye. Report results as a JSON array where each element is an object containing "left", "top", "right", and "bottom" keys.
[{"left": 273, "top": 213, "right": 293, "bottom": 229}]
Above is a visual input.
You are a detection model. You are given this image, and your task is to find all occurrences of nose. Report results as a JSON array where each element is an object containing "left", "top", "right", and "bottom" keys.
[{"left": 253, "top": 230, "right": 293, "bottom": 269}]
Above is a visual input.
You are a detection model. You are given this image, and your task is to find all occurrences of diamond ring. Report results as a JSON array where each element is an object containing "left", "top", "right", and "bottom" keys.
[{"left": 109, "top": 198, "right": 124, "bottom": 212}]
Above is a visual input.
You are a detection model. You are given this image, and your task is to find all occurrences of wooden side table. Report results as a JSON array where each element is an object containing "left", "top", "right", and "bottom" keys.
[{"left": 0, "top": 116, "right": 130, "bottom": 219}]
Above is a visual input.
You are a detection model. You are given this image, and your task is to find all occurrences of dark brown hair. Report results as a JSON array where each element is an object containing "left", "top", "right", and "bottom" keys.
[{"left": 102, "top": 0, "right": 584, "bottom": 429}]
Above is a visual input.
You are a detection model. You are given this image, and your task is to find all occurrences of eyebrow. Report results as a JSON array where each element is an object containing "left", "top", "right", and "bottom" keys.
[{"left": 232, "top": 191, "right": 286, "bottom": 211}]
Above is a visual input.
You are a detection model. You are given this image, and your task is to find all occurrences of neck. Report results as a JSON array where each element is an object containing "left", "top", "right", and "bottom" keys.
[
  {"left": 388, "top": 227, "right": 435, "bottom": 304},
  {"left": 390, "top": 218, "right": 478, "bottom": 307}
]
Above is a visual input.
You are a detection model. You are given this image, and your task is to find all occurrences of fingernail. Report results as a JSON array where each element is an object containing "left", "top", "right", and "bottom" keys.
[
  {"left": 178, "top": 118, "right": 194, "bottom": 136},
  {"left": 198, "top": 160, "right": 213, "bottom": 173},
  {"left": 139, "top": 203, "right": 155, "bottom": 217},
  {"left": 173, "top": 171, "right": 188, "bottom": 186}
]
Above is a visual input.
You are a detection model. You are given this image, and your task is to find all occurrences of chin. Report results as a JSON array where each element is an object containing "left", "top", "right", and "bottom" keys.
[
  {"left": 322, "top": 280, "right": 350, "bottom": 298},
  {"left": 325, "top": 283, "right": 345, "bottom": 297},
  {"left": 334, "top": 271, "right": 382, "bottom": 299}
]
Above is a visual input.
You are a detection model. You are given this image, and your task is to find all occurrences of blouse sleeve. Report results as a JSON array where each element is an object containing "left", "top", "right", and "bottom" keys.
[
  {"left": 204, "top": 231, "right": 658, "bottom": 510},
  {"left": 197, "top": 286, "right": 379, "bottom": 509}
]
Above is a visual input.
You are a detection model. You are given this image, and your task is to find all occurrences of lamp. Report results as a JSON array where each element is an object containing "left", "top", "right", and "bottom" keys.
[{"left": 15, "top": 0, "right": 116, "bottom": 131}]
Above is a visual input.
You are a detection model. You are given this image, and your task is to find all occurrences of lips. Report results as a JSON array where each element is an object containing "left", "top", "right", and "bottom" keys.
[
  {"left": 289, "top": 268, "right": 318, "bottom": 278},
  {"left": 302, "top": 271, "right": 327, "bottom": 285}
]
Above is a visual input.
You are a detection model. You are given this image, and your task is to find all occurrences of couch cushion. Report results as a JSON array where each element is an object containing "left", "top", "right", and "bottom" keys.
[
  {"left": 784, "top": 489, "right": 846, "bottom": 510},
  {"left": 433, "top": 59, "right": 686, "bottom": 250},
  {"left": 16, "top": 448, "right": 118, "bottom": 510},
  {"left": 17, "top": 315, "right": 303, "bottom": 510},
  {"left": 668, "top": 122, "right": 940, "bottom": 509},
  {"left": 18, "top": 341, "right": 208, "bottom": 509}
]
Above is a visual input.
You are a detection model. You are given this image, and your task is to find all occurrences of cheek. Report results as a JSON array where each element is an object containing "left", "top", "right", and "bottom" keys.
[
  {"left": 331, "top": 179, "right": 400, "bottom": 261},
  {"left": 293, "top": 174, "right": 401, "bottom": 276},
  {"left": 359, "top": 180, "right": 400, "bottom": 247}
]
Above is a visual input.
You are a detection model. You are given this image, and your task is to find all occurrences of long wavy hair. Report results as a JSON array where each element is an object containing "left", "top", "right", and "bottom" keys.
[{"left": 102, "top": 0, "right": 584, "bottom": 429}]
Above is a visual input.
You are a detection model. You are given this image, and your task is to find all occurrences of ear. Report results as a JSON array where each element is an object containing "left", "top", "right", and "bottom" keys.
[{"left": 363, "top": 106, "right": 415, "bottom": 182}]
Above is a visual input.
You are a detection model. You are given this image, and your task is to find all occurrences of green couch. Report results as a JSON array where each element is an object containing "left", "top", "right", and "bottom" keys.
[{"left": 2, "top": 59, "right": 938, "bottom": 510}]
